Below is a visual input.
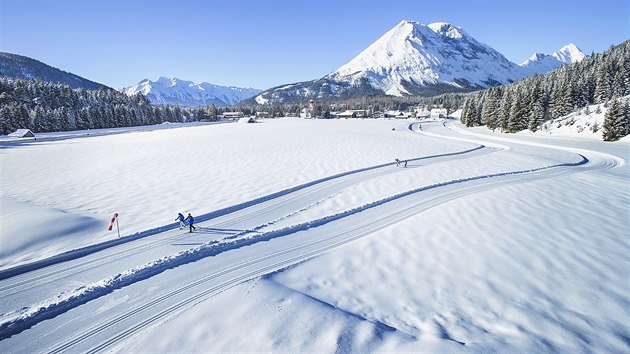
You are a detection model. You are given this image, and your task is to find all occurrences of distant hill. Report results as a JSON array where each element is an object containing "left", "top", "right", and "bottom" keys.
[
  {"left": 122, "top": 77, "right": 262, "bottom": 106},
  {"left": 0, "top": 52, "right": 110, "bottom": 90}
]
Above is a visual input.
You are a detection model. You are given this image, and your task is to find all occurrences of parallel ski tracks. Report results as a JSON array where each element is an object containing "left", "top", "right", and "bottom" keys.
[
  {"left": 1, "top": 122, "right": 622, "bottom": 353},
  {"left": 0, "top": 144, "right": 493, "bottom": 298},
  {"left": 49, "top": 157, "right": 599, "bottom": 353}
]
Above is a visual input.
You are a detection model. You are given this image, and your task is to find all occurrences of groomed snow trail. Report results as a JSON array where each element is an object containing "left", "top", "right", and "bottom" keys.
[
  {"left": 0, "top": 121, "right": 622, "bottom": 352},
  {"left": 0, "top": 144, "right": 493, "bottom": 314}
]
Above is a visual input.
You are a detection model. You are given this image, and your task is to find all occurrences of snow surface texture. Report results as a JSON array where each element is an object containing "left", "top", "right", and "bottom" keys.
[
  {"left": 1, "top": 119, "right": 463, "bottom": 269},
  {"left": 122, "top": 77, "right": 261, "bottom": 106},
  {"left": 0, "top": 118, "right": 628, "bottom": 353}
]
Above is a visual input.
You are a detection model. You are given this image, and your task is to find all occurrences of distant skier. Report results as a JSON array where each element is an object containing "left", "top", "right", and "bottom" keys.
[
  {"left": 395, "top": 158, "right": 401, "bottom": 167},
  {"left": 404, "top": 160, "right": 408, "bottom": 168},
  {"left": 175, "top": 213, "right": 185, "bottom": 230},
  {"left": 184, "top": 213, "right": 196, "bottom": 233}
]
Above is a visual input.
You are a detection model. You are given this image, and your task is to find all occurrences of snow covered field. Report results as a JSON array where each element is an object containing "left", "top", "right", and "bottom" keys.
[{"left": 1, "top": 118, "right": 628, "bottom": 353}]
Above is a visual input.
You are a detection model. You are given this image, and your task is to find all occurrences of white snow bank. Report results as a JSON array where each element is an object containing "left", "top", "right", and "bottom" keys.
[{"left": 0, "top": 199, "right": 105, "bottom": 267}]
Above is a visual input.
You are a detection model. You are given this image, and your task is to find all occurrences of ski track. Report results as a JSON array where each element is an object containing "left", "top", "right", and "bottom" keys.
[
  {"left": 0, "top": 122, "right": 622, "bottom": 352},
  {"left": 0, "top": 143, "right": 494, "bottom": 304},
  {"left": 0, "top": 144, "right": 489, "bottom": 281},
  {"left": 0, "top": 139, "right": 495, "bottom": 333}
]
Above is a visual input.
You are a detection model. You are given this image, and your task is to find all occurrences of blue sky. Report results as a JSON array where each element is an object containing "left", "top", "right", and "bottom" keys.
[{"left": 1, "top": 0, "right": 628, "bottom": 90}]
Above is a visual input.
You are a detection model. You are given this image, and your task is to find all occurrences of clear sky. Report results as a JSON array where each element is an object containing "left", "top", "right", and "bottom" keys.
[{"left": 1, "top": 0, "right": 628, "bottom": 90}]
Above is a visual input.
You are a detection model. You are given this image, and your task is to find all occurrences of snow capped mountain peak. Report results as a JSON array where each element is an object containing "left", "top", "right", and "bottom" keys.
[
  {"left": 328, "top": 20, "right": 527, "bottom": 96},
  {"left": 553, "top": 43, "right": 586, "bottom": 64},
  {"left": 122, "top": 77, "right": 261, "bottom": 106},
  {"left": 155, "top": 76, "right": 174, "bottom": 84},
  {"left": 523, "top": 52, "right": 547, "bottom": 64},
  {"left": 427, "top": 22, "right": 464, "bottom": 39},
  {"left": 520, "top": 43, "right": 586, "bottom": 74},
  {"left": 253, "top": 19, "right": 584, "bottom": 104}
]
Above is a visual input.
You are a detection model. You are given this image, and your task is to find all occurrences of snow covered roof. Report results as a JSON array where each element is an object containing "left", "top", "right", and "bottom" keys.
[{"left": 8, "top": 129, "right": 35, "bottom": 138}]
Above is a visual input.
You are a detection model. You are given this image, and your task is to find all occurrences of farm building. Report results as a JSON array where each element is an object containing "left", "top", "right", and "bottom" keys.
[{"left": 8, "top": 129, "right": 36, "bottom": 138}]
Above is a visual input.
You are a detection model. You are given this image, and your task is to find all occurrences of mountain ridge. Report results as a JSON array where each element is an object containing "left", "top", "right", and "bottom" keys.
[
  {"left": 252, "top": 20, "right": 585, "bottom": 104},
  {"left": 520, "top": 43, "right": 586, "bottom": 74},
  {"left": 122, "top": 77, "right": 261, "bottom": 106},
  {"left": 0, "top": 52, "right": 111, "bottom": 90}
]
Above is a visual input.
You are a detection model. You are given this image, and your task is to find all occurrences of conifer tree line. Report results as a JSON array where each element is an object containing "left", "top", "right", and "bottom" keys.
[
  {"left": 0, "top": 78, "right": 220, "bottom": 135},
  {"left": 460, "top": 40, "right": 630, "bottom": 141},
  {"left": 236, "top": 92, "right": 466, "bottom": 118},
  {"left": 0, "top": 75, "right": 467, "bottom": 135}
]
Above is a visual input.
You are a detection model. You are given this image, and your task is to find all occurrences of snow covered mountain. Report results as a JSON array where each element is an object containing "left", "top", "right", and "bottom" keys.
[
  {"left": 123, "top": 77, "right": 262, "bottom": 106},
  {"left": 0, "top": 52, "right": 110, "bottom": 90},
  {"left": 520, "top": 43, "right": 586, "bottom": 75},
  {"left": 254, "top": 20, "right": 531, "bottom": 103}
]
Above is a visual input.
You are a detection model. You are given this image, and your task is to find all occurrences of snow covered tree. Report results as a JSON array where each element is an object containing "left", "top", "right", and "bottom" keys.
[
  {"left": 498, "top": 90, "right": 512, "bottom": 132},
  {"left": 0, "top": 105, "right": 12, "bottom": 134},
  {"left": 454, "top": 40, "right": 628, "bottom": 140},
  {"left": 466, "top": 99, "right": 482, "bottom": 127},
  {"left": 528, "top": 100, "right": 545, "bottom": 132},
  {"left": 603, "top": 98, "right": 630, "bottom": 141},
  {"left": 30, "top": 105, "right": 46, "bottom": 132},
  {"left": 594, "top": 59, "right": 611, "bottom": 104},
  {"left": 508, "top": 90, "right": 527, "bottom": 133},
  {"left": 481, "top": 88, "right": 500, "bottom": 130}
]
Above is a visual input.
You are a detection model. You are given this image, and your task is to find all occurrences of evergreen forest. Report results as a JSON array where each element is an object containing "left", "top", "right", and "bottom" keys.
[{"left": 460, "top": 40, "right": 630, "bottom": 141}]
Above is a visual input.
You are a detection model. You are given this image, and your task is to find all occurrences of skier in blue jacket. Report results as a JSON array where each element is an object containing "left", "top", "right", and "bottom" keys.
[
  {"left": 184, "top": 213, "right": 196, "bottom": 233},
  {"left": 175, "top": 213, "right": 185, "bottom": 229}
]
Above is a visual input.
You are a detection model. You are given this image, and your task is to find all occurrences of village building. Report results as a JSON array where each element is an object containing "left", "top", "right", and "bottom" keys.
[
  {"left": 414, "top": 106, "right": 432, "bottom": 118},
  {"left": 431, "top": 108, "right": 448, "bottom": 119},
  {"left": 300, "top": 99, "right": 316, "bottom": 118},
  {"left": 334, "top": 109, "right": 370, "bottom": 119},
  {"left": 384, "top": 111, "right": 412, "bottom": 118},
  {"left": 300, "top": 107, "right": 314, "bottom": 118},
  {"left": 222, "top": 112, "right": 244, "bottom": 120}
]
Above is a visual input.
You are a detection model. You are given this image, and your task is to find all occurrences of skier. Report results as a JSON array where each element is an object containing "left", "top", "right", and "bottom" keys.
[
  {"left": 395, "top": 158, "right": 401, "bottom": 167},
  {"left": 175, "top": 213, "right": 185, "bottom": 229},
  {"left": 184, "top": 213, "right": 196, "bottom": 233},
  {"left": 404, "top": 160, "right": 408, "bottom": 168}
]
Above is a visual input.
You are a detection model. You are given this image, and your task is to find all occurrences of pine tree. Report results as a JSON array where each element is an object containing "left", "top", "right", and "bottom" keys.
[
  {"left": 594, "top": 61, "right": 610, "bottom": 104},
  {"left": 528, "top": 100, "right": 544, "bottom": 132},
  {"left": 464, "top": 98, "right": 480, "bottom": 127},
  {"left": 482, "top": 88, "right": 499, "bottom": 130},
  {"left": 498, "top": 90, "right": 512, "bottom": 132},
  {"left": 31, "top": 105, "right": 46, "bottom": 132},
  {"left": 0, "top": 105, "right": 12, "bottom": 134},
  {"left": 508, "top": 89, "right": 527, "bottom": 133},
  {"left": 623, "top": 46, "right": 630, "bottom": 95},
  {"left": 603, "top": 98, "right": 630, "bottom": 141},
  {"left": 76, "top": 108, "right": 91, "bottom": 130}
]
